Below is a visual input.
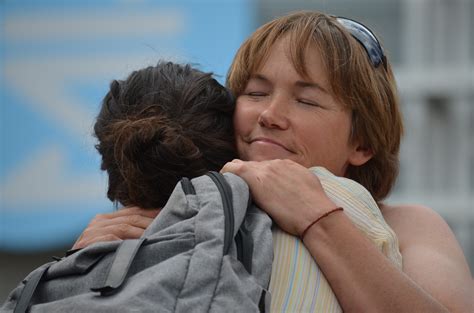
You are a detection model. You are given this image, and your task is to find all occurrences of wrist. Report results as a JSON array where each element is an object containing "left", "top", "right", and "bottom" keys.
[{"left": 300, "top": 207, "right": 344, "bottom": 241}]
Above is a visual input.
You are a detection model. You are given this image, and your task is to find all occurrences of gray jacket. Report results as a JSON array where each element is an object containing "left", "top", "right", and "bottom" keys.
[{"left": 1, "top": 172, "right": 273, "bottom": 313}]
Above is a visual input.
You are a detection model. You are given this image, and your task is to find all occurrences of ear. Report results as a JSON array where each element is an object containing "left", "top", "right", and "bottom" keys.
[{"left": 348, "top": 144, "right": 373, "bottom": 166}]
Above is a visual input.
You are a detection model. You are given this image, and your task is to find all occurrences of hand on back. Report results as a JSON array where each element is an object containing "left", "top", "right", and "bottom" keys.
[
  {"left": 221, "top": 159, "right": 337, "bottom": 236},
  {"left": 72, "top": 206, "right": 159, "bottom": 250}
]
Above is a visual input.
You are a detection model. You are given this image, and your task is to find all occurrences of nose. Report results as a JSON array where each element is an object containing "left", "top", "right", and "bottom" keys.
[{"left": 258, "top": 93, "right": 290, "bottom": 130}]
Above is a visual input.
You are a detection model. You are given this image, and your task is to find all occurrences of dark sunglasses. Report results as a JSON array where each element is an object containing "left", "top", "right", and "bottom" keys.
[{"left": 336, "top": 17, "right": 387, "bottom": 70}]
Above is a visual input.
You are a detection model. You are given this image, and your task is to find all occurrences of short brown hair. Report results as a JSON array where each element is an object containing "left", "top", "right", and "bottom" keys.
[
  {"left": 95, "top": 61, "right": 236, "bottom": 209},
  {"left": 227, "top": 11, "right": 403, "bottom": 201}
]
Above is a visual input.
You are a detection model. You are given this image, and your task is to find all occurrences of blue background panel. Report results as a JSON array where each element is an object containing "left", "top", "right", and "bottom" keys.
[{"left": 0, "top": 0, "right": 254, "bottom": 252}]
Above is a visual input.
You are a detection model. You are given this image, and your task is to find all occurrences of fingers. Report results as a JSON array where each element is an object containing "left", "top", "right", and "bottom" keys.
[
  {"left": 89, "top": 214, "right": 155, "bottom": 230},
  {"left": 221, "top": 159, "right": 335, "bottom": 236},
  {"left": 93, "top": 206, "right": 159, "bottom": 221},
  {"left": 72, "top": 207, "right": 160, "bottom": 250},
  {"left": 220, "top": 159, "right": 245, "bottom": 174},
  {"left": 72, "top": 223, "right": 145, "bottom": 250},
  {"left": 73, "top": 234, "right": 122, "bottom": 250},
  {"left": 86, "top": 207, "right": 158, "bottom": 233}
]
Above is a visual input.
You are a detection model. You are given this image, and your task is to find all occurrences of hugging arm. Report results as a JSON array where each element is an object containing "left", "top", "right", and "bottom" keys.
[
  {"left": 222, "top": 159, "right": 472, "bottom": 313},
  {"left": 72, "top": 159, "right": 472, "bottom": 312}
]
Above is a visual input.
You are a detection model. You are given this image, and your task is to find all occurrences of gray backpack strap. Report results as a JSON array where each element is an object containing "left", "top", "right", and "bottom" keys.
[
  {"left": 14, "top": 261, "right": 55, "bottom": 313},
  {"left": 208, "top": 171, "right": 254, "bottom": 274},
  {"left": 91, "top": 237, "right": 147, "bottom": 295},
  {"left": 206, "top": 171, "right": 235, "bottom": 254}
]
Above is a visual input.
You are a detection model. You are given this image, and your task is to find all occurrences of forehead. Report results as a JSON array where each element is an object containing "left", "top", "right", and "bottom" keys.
[{"left": 253, "top": 36, "right": 331, "bottom": 90}]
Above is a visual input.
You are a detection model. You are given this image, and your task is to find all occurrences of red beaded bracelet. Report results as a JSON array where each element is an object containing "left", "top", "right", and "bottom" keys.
[{"left": 300, "top": 207, "right": 344, "bottom": 240}]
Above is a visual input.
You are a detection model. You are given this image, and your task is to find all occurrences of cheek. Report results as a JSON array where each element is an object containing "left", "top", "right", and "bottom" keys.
[
  {"left": 295, "top": 118, "right": 352, "bottom": 168},
  {"left": 233, "top": 100, "right": 254, "bottom": 137},
  {"left": 232, "top": 110, "right": 244, "bottom": 139},
  {"left": 233, "top": 118, "right": 249, "bottom": 160}
]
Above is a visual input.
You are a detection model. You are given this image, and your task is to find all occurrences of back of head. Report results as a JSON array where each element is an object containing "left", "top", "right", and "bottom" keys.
[
  {"left": 227, "top": 11, "right": 403, "bottom": 201},
  {"left": 95, "top": 61, "right": 236, "bottom": 209}
]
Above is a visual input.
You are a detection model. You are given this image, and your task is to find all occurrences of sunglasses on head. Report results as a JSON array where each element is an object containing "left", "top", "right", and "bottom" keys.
[{"left": 336, "top": 17, "right": 387, "bottom": 70}]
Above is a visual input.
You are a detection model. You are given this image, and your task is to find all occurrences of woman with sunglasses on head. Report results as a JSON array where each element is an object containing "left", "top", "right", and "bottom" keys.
[{"left": 74, "top": 11, "right": 472, "bottom": 312}]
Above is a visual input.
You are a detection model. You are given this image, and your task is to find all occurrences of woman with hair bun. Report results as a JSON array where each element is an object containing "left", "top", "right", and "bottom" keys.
[{"left": 70, "top": 61, "right": 238, "bottom": 247}]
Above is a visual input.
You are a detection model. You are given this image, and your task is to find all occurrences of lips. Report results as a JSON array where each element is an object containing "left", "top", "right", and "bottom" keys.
[{"left": 249, "top": 137, "right": 293, "bottom": 152}]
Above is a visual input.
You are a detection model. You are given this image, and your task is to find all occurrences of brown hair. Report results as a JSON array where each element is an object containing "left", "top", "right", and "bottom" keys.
[
  {"left": 227, "top": 11, "right": 403, "bottom": 201},
  {"left": 95, "top": 61, "right": 237, "bottom": 209}
]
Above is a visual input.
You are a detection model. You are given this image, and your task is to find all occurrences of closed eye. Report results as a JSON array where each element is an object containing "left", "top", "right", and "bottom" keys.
[
  {"left": 297, "top": 98, "right": 321, "bottom": 107},
  {"left": 247, "top": 92, "right": 267, "bottom": 97}
]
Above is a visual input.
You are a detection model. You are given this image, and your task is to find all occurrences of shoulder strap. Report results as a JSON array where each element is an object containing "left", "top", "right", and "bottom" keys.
[
  {"left": 206, "top": 171, "right": 234, "bottom": 255},
  {"left": 89, "top": 177, "right": 196, "bottom": 296},
  {"left": 90, "top": 237, "right": 147, "bottom": 296},
  {"left": 206, "top": 172, "right": 254, "bottom": 274},
  {"left": 13, "top": 261, "right": 56, "bottom": 313}
]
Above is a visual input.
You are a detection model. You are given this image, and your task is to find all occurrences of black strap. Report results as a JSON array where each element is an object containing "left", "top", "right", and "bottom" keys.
[
  {"left": 235, "top": 224, "right": 254, "bottom": 274},
  {"left": 14, "top": 261, "right": 55, "bottom": 313},
  {"left": 258, "top": 289, "right": 267, "bottom": 313},
  {"left": 180, "top": 177, "right": 196, "bottom": 195},
  {"left": 206, "top": 171, "right": 234, "bottom": 255},
  {"left": 90, "top": 237, "right": 146, "bottom": 296},
  {"left": 237, "top": 198, "right": 255, "bottom": 274}
]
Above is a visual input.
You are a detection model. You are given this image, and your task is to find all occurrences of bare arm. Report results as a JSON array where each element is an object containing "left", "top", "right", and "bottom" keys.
[
  {"left": 381, "top": 205, "right": 473, "bottom": 312},
  {"left": 302, "top": 207, "right": 462, "bottom": 313},
  {"left": 222, "top": 159, "right": 472, "bottom": 313}
]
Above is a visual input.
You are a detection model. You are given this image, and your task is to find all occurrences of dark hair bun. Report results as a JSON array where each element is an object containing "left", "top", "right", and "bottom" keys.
[
  {"left": 109, "top": 116, "right": 206, "bottom": 208},
  {"left": 94, "top": 62, "right": 236, "bottom": 209}
]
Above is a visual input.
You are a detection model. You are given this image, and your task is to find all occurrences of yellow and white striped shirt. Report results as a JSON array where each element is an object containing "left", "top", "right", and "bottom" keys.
[{"left": 269, "top": 167, "right": 402, "bottom": 312}]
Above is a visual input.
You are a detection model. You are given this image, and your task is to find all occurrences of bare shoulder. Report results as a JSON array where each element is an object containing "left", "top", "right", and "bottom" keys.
[
  {"left": 380, "top": 204, "right": 447, "bottom": 239},
  {"left": 380, "top": 203, "right": 463, "bottom": 254},
  {"left": 380, "top": 203, "right": 442, "bottom": 223},
  {"left": 381, "top": 203, "right": 473, "bottom": 312}
]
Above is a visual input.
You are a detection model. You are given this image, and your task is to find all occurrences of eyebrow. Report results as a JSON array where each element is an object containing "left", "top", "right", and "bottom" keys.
[
  {"left": 295, "top": 80, "right": 328, "bottom": 94},
  {"left": 249, "top": 74, "right": 328, "bottom": 94},
  {"left": 248, "top": 74, "right": 269, "bottom": 84}
]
